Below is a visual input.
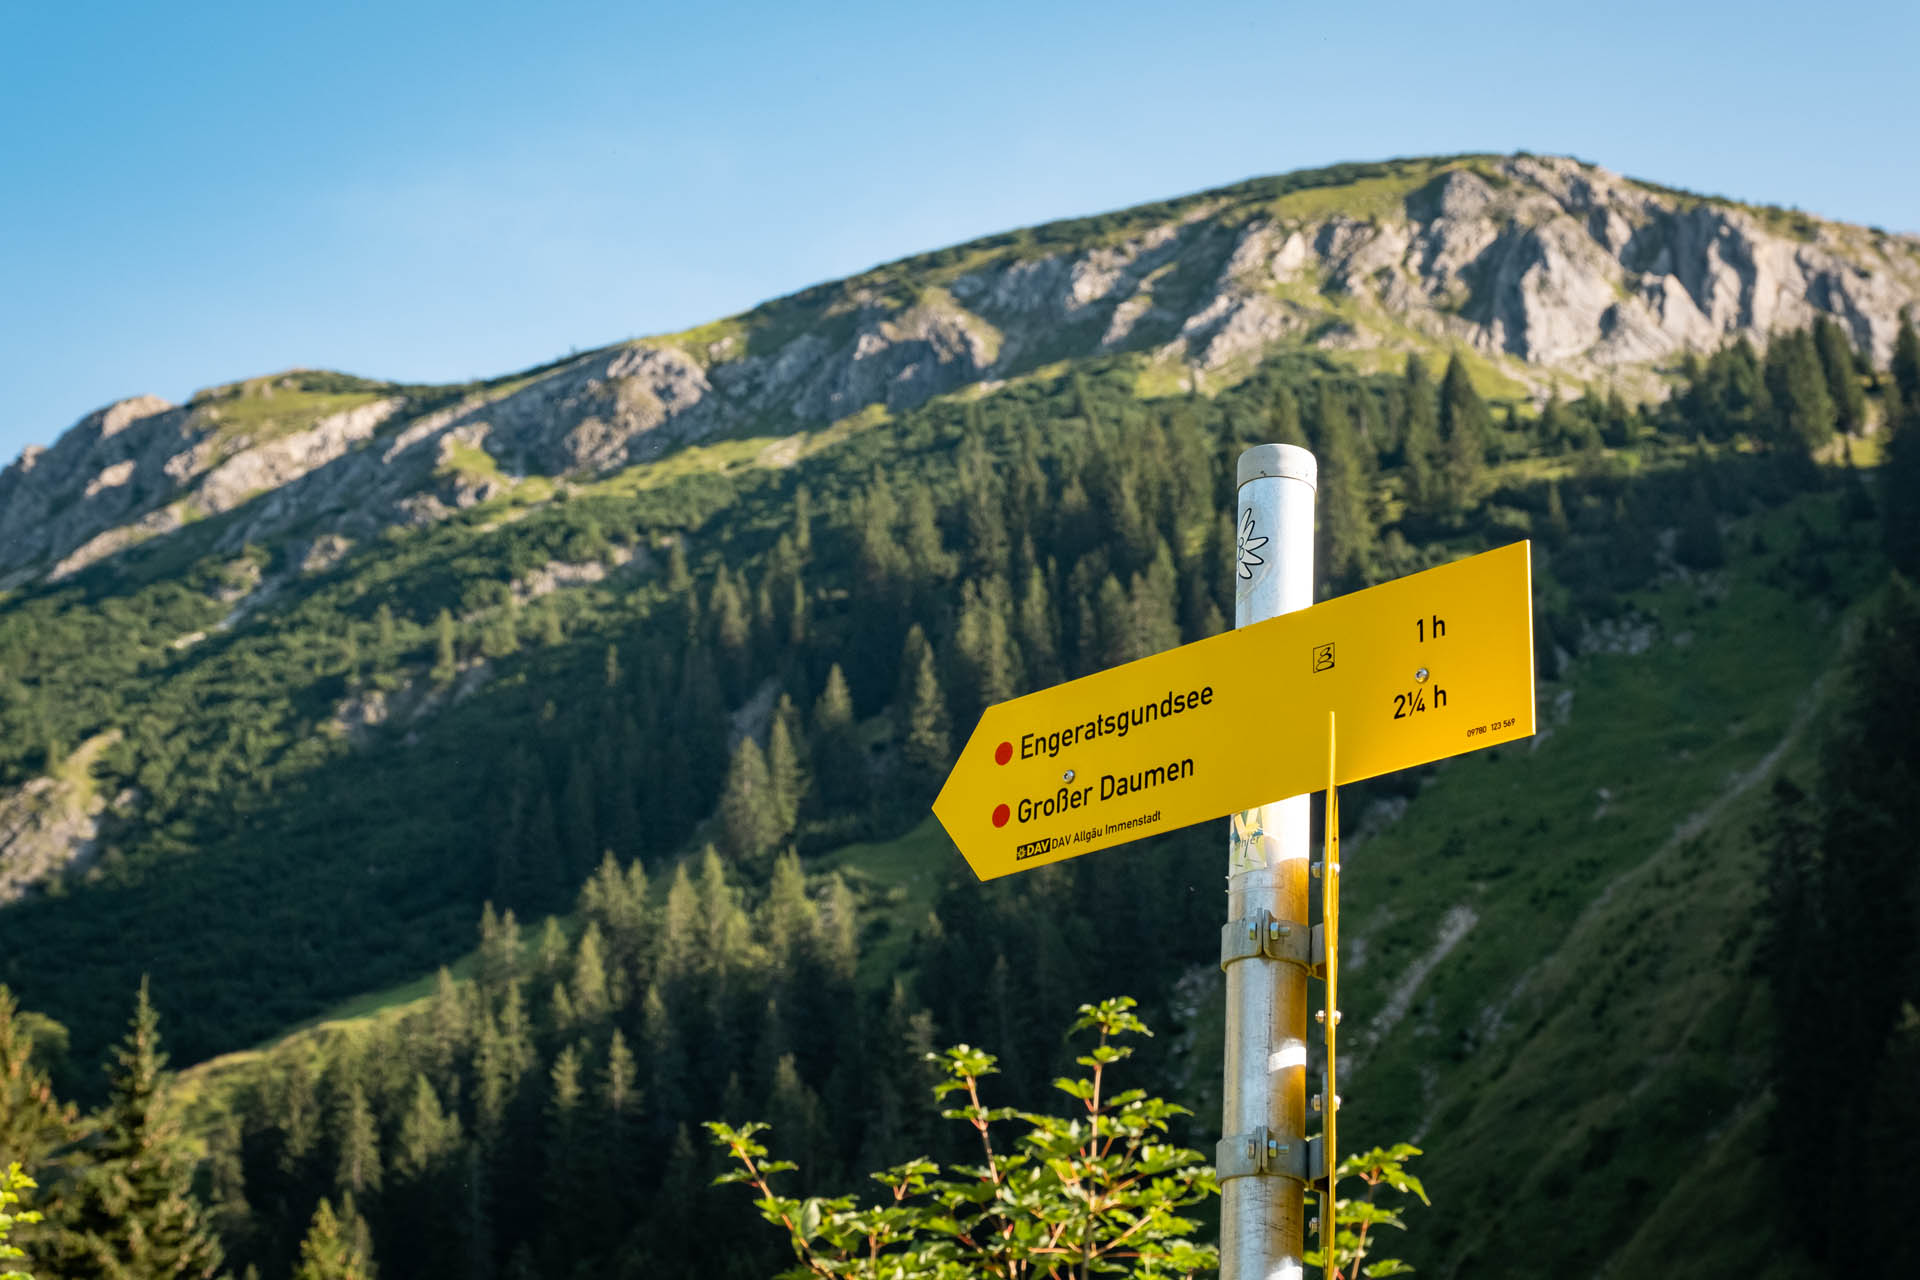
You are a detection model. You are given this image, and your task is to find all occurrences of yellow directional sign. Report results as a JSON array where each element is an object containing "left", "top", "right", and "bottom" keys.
[{"left": 932, "top": 541, "right": 1534, "bottom": 879}]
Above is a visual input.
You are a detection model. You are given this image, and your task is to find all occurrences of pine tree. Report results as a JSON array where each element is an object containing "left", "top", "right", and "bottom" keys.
[
  {"left": 539, "top": 604, "right": 565, "bottom": 648},
  {"left": 332, "top": 1082, "right": 381, "bottom": 1198},
  {"left": 426, "top": 966, "right": 468, "bottom": 1076},
  {"left": 718, "top": 737, "right": 780, "bottom": 864},
  {"left": 960, "top": 461, "right": 1010, "bottom": 582},
  {"left": 291, "top": 1197, "right": 376, "bottom": 1280},
  {"left": 1315, "top": 385, "right": 1377, "bottom": 584},
  {"left": 762, "top": 851, "right": 819, "bottom": 973},
  {"left": 476, "top": 903, "right": 521, "bottom": 997},
  {"left": 854, "top": 485, "right": 908, "bottom": 598},
  {"left": 1813, "top": 316, "right": 1867, "bottom": 434},
  {"left": 601, "top": 1028, "right": 640, "bottom": 1119},
  {"left": 1718, "top": 338, "right": 1775, "bottom": 436},
  {"left": 901, "top": 489, "right": 956, "bottom": 584},
  {"left": 791, "top": 485, "right": 813, "bottom": 559},
  {"left": 1539, "top": 482, "right": 1570, "bottom": 547},
  {"left": 373, "top": 604, "right": 397, "bottom": 670},
  {"left": 52, "top": 980, "right": 224, "bottom": 1280},
  {"left": 471, "top": 1009, "right": 512, "bottom": 1150},
  {"left": 577, "top": 854, "right": 650, "bottom": 988},
  {"left": 785, "top": 575, "right": 809, "bottom": 648},
  {"left": 810, "top": 665, "right": 866, "bottom": 811},
  {"left": 1538, "top": 391, "right": 1584, "bottom": 453},
  {"left": 547, "top": 982, "right": 577, "bottom": 1037},
  {"left": 665, "top": 538, "right": 691, "bottom": 594},
  {"left": 500, "top": 977, "right": 535, "bottom": 1067},
  {"left": 658, "top": 864, "right": 701, "bottom": 985},
  {"left": 535, "top": 916, "right": 569, "bottom": 990},
  {"left": 1009, "top": 437, "right": 1048, "bottom": 549},
  {"left": 387, "top": 1077, "right": 464, "bottom": 1280},
  {"left": 1402, "top": 355, "right": 1442, "bottom": 512},
  {"left": 709, "top": 567, "right": 751, "bottom": 700},
  {"left": 1675, "top": 478, "right": 1726, "bottom": 569},
  {"left": 953, "top": 578, "right": 1019, "bottom": 724},
  {"left": 1438, "top": 354, "right": 1489, "bottom": 512},
  {"left": 1268, "top": 384, "right": 1304, "bottom": 446},
  {"left": 430, "top": 609, "right": 457, "bottom": 684},
  {"left": 1600, "top": 389, "right": 1635, "bottom": 447},
  {"left": 697, "top": 846, "right": 753, "bottom": 979},
  {"left": 488, "top": 986, "right": 535, "bottom": 1133},
  {"left": 481, "top": 605, "right": 518, "bottom": 659},
  {"left": 1890, "top": 315, "right": 1920, "bottom": 417},
  {"left": 392, "top": 1076, "right": 460, "bottom": 1184},
  {"left": 1016, "top": 562, "right": 1062, "bottom": 690},
  {"left": 1886, "top": 318, "right": 1920, "bottom": 575},
  {"left": 545, "top": 1042, "right": 584, "bottom": 1158},
  {"left": 1765, "top": 329, "right": 1837, "bottom": 453},
  {"left": 1887, "top": 399, "right": 1920, "bottom": 579},
  {"left": 532, "top": 1039, "right": 587, "bottom": 1273},
  {"left": 570, "top": 923, "right": 611, "bottom": 1023},
  {"left": 1052, "top": 474, "right": 1097, "bottom": 568},
  {"left": 753, "top": 577, "right": 777, "bottom": 659},
  {"left": 815, "top": 874, "right": 859, "bottom": 985},
  {"left": 594, "top": 1028, "right": 642, "bottom": 1247},
  {"left": 274, "top": 1054, "right": 321, "bottom": 1183},
  {"left": 200, "top": 1117, "right": 251, "bottom": 1266},
  {"left": 0, "top": 985, "right": 76, "bottom": 1172},
  {"left": 1124, "top": 545, "right": 1182, "bottom": 661},
  {"left": 897, "top": 626, "right": 951, "bottom": 789},
  {"left": 766, "top": 1054, "right": 831, "bottom": 1187},
  {"left": 766, "top": 710, "right": 804, "bottom": 839},
  {"left": 641, "top": 984, "right": 688, "bottom": 1139}
]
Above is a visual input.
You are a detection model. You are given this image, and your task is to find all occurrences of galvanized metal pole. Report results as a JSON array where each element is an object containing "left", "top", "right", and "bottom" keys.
[{"left": 1220, "top": 444, "right": 1316, "bottom": 1280}]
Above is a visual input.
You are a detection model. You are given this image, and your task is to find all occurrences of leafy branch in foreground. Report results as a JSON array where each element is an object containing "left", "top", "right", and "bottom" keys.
[
  {"left": 1306, "top": 1143, "right": 1430, "bottom": 1280},
  {"left": 708, "top": 995, "right": 1218, "bottom": 1279},
  {"left": 1, "top": 1163, "right": 41, "bottom": 1280}
]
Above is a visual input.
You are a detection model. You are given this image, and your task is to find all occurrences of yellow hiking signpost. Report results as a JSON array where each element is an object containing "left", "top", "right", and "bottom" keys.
[{"left": 932, "top": 540, "right": 1535, "bottom": 881}]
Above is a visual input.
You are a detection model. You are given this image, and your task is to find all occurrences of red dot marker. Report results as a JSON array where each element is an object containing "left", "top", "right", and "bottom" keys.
[
  {"left": 994, "top": 741, "right": 1013, "bottom": 766},
  {"left": 991, "top": 803, "right": 1010, "bottom": 828}
]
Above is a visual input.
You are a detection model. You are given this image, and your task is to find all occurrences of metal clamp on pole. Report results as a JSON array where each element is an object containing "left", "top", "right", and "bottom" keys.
[
  {"left": 1219, "top": 911, "right": 1314, "bottom": 970},
  {"left": 1216, "top": 1128, "right": 1312, "bottom": 1183}
]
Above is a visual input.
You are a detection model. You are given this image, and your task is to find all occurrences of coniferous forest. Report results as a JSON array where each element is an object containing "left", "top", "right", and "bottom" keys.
[{"left": 4, "top": 312, "right": 1920, "bottom": 1278}]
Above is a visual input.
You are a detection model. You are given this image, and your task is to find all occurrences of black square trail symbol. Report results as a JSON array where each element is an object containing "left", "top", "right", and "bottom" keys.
[{"left": 1312, "top": 643, "right": 1335, "bottom": 673}]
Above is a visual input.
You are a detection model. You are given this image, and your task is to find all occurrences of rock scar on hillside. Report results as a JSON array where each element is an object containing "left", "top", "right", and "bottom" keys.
[
  {"left": 0, "top": 733, "right": 127, "bottom": 904},
  {"left": 1343, "top": 903, "right": 1479, "bottom": 1081}
]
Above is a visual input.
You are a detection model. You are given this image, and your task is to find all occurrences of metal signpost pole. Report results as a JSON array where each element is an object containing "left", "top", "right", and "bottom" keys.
[{"left": 1220, "top": 444, "right": 1317, "bottom": 1280}]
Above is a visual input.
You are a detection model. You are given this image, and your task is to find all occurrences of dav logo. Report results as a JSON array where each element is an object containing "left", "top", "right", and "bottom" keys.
[{"left": 1015, "top": 835, "right": 1064, "bottom": 861}]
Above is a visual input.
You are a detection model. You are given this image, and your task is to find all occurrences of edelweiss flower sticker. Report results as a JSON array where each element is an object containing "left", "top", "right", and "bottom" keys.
[{"left": 1236, "top": 509, "right": 1268, "bottom": 580}]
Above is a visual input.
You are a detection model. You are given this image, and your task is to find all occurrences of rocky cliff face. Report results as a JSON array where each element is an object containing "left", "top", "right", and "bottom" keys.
[{"left": 6, "top": 154, "right": 1918, "bottom": 584}]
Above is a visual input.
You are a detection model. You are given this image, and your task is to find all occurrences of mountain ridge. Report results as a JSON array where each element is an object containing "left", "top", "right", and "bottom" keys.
[{"left": 6, "top": 153, "right": 1916, "bottom": 590}]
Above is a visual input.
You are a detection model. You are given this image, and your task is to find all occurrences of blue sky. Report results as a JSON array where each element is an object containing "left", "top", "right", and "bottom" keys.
[{"left": 4, "top": 0, "right": 1915, "bottom": 465}]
